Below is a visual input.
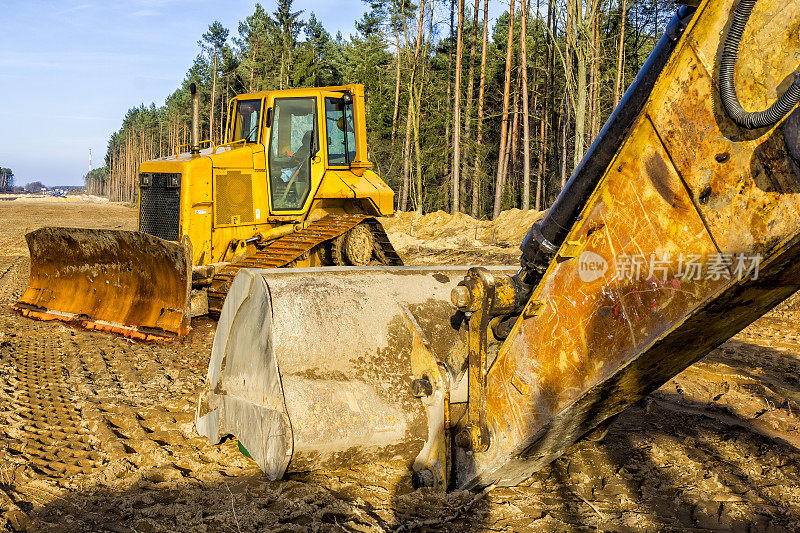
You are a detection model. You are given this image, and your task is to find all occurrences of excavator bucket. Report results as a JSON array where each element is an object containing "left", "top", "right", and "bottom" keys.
[
  {"left": 13, "top": 227, "right": 192, "bottom": 341},
  {"left": 196, "top": 266, "right": 516, "bottom": 482}
]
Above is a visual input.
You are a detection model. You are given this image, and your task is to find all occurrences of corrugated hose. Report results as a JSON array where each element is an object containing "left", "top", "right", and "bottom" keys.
[{"left": 720, "top": 0, "right": 800, "bottom": 129}]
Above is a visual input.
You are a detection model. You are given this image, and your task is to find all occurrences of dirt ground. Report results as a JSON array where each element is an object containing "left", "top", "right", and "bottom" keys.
[{"left": 1, "top": 198, "right": 800, "bottom": 532}]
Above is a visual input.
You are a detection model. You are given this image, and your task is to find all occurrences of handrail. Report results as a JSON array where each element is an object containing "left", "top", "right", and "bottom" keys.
[
  {"left": 174, "top": 139, "right": 214, "bottom": 157},
  {"left": 212, "top": 139, "right": 248, "bottom": 154}
]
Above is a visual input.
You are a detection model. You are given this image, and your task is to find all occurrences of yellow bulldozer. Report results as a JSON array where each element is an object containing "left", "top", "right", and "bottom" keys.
[
  {"left": 197, "top": 0, "right": 800, "bottom": 491},
  {"left": 13, "top": 84, "right": 401, "bottom": 340}
]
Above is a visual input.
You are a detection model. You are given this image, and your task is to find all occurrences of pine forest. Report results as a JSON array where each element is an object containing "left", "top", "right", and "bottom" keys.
[{"left": 88, "top": 0, "right": 678, "bottom": 219}]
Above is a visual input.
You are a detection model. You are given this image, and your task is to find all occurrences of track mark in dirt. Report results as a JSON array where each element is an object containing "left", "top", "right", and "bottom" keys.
[
  {"left": 2, "top": 201, "right": 800, "bottom": 531},
  {"left": 0, "top": 330, "right": 104, "bottom": 479},
  {"left": 0, "top": 256, "right": 27, "bottom": 306}
]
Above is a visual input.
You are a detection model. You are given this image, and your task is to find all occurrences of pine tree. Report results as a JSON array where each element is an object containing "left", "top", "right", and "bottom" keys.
[
  {"left": 200, "top": 22, "right": 230, "bottom": 144},
  {"left": 274, "top": 0, "right": 304, "bottom": 89}
]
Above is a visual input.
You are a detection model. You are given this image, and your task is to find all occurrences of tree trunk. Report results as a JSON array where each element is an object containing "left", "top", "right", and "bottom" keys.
[
  {"left": 508, "top": 72, "right": 520, "bottom": 187},
  {"left": 535, "top": 0, "right": 552, "bottom": 211},
  {"left": 411, "top": 98, "right": 423, "bottom": 213},
  {"left": 471, "top": 0, "right": 489, "bottom": 218},
  {"left": 461, "top": 0, "right": 481, "bottom": 211},
  {"left": 249, "top": 44, "right": 257, "bottom": 92},
  {"left": 492, "top": 0, "right": 516, "bottom": 220},
  {"left": 614, "top": 0, "right": 627, "bottom": 106},
  {"left": 589, "top": 2, "right": 600, "bottom": 142},
  {"left": 401, "top": 98, "right": 413, "bottom": 211},
  {"left": 391, "top": 7, "right": 402, "bottom": 146},
  {"left": 567, "top": 0, "right": 588, "bottom": 171},
  {"left": 444, "top": 0, "right": 455, "bottom": 209},
  {"left": 450, "top": 0, "right": 464, "bottom": 214},
  {"left": 220, "top": 76, "right": 228, "bottom": 143},
  {"left": 211, "top": 51, "right": 217, "bottom": 144},
  {"left": 560, "top": 96, "right": 569, "bottom": 188},
  {"left": 401, "top": 0, "right": 428, "bottom": 212},
  {"left": 415, "top": 0, "right": 433, "bottom": 214},
  {"left": 521, "top": 0, "right": 531, "bottom": 209},
  {"left": 280, "top": 48, "right": 285, "bottom": 90}
]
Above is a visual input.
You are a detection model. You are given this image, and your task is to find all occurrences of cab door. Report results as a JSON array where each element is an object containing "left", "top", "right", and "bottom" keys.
[
  {"left": 320, "top": 90, "right": 358, "bottom": 168},
  {"left": 265, "top": 94, "right": 324, "bottom": 216}
]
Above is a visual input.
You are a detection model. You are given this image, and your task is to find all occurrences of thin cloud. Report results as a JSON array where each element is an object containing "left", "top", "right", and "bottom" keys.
[
  {"left": 131, "top": 9, "right": 160, "bottom": 17},
  {"left": 54, "top": 3, "right": 92, "bottom": 16}
]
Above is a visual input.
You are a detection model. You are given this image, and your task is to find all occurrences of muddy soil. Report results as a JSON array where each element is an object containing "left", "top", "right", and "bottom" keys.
[{"left": 1, "top": 199, "right": 800, "bottom": 532}]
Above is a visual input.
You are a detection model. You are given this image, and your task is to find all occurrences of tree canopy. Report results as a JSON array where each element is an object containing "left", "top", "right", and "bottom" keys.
[{"left": 0, "top": 168, "right": 13, "bottom": 192}]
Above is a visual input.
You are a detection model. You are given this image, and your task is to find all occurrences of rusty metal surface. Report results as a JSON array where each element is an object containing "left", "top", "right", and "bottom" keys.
[
  {"left": 13, "top": 227, "right": 191, "bottom": 340},
  {"left": 650, "top": 0, "right": 800, "bottom": 255},
  {"left": 207, "top": 214, "right": 402, "bottom": 316},
  {"left": 196, "top": 266, "right": 515, "bottom": 478},
  {"left": 457, "top": 0, "right": 800, "bottom": 489}
]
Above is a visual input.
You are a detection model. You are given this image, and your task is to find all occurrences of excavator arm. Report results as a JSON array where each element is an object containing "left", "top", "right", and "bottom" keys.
[{"left": 197, "top": 0, "right": 800, "bottom": 490}]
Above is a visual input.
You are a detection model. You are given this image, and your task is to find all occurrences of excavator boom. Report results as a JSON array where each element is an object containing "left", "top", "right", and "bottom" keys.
[{"left": 198, "top": 0, "right": 800, "bottom": 490}]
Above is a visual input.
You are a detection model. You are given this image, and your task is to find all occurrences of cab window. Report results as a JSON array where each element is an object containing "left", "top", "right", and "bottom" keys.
[
  {"left": 268, "top": 97, "right": 318, "bottom": 211},
  {"left": 232, "top": 99, "right": 262, "bottom": 143},
  {"left": 325, "top": 97, "right": 356, "bottom": 166}
]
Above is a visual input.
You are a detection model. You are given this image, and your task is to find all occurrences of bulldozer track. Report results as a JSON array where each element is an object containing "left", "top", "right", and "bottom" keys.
[
  {"left": 207, "top": 214, "right": 402, "bottom": 317},
  {"left": 0, "top": 288, "right": 251, "bottom": 522}
]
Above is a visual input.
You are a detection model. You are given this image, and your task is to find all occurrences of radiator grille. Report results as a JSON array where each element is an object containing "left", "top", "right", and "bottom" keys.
[
  {"left": 215, "top": 171, "right": 254, "bottom": 226},
  {"left": 138, "top": 173, "right": 180, "bottom": 241}
]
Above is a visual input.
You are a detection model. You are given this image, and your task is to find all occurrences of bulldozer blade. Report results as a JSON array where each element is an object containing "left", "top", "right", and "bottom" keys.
[
  {"left": 196, "top": 265, "right": 516, "bottom": 481},
  {"left": 14, "top": 227, "right": 192, "bottom": 341}
]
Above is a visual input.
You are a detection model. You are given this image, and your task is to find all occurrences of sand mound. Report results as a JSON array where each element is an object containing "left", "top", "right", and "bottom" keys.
[
  {"left": 1, "top": 194, "right": 110, "bottom": 203},
  {"left": 382, "top": 208, "right": 543, "bottom": 249}
]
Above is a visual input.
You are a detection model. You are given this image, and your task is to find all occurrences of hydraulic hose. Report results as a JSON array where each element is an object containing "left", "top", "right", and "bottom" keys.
[
  {"left": 720, "top": 0, "right": 800, "bottom": 130},
  {"left": 515, "top": 5, "right": 696, "bottom": 287}
]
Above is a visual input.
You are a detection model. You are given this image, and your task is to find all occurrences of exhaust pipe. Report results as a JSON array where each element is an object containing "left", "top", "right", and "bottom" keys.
[{"left": 190, "top": 82, "right": 200, "bottom": 155}]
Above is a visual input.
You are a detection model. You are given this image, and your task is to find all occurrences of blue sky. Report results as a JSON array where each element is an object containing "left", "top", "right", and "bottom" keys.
[{"left": 0, "top": 0, "right": 437, "bottom": 187}]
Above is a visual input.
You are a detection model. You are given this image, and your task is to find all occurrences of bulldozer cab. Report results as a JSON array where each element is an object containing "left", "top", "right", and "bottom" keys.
[
  {"left": 229, "top": 98, "right": 262, "bottom": 144},
  {"left": 323, "top": 93, "right": 357, "bottom": 166},
  {"left": 224, "top": 87, "right": 368, "bottom": 217}
]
